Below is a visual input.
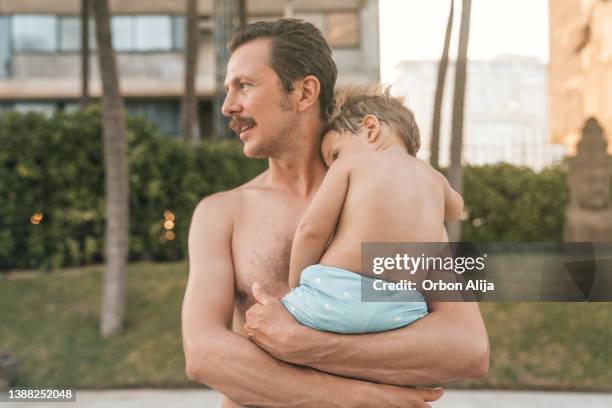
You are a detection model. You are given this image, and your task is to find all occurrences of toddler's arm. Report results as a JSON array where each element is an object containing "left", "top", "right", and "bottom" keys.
[{"left": 288, "top": 158, "right": 351, "bottom": 288}]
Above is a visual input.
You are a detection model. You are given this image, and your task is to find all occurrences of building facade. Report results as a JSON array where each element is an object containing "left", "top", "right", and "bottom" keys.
[
  {"left": 394, "top": 56, "right": 565, "bottom": 170},
  {"left": 549, "top": 0, "right": 612, "bottom": 154},
  {"left": 0, "top": 0, "right": 379, "bottom": 137}
]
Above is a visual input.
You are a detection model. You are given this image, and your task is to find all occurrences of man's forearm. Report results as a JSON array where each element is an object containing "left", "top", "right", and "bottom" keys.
[
  {"left": 282, "top": 303, "right": 489, "bottom": 386},
  {"left": 185, "top": 328, "right": 369, "bottom": 407}
]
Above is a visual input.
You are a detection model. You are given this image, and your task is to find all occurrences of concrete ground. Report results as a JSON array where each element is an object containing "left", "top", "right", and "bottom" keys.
[{"left": 1, "top": 389, "right": 612, "bottom": 407}]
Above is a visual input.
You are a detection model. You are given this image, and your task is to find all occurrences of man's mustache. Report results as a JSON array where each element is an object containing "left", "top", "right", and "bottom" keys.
[{"left": 229, "top": 116, "right": 257, "bottom": 135}]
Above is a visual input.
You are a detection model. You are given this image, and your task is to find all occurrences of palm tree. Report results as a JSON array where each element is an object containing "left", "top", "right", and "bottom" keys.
[
  {"left": 447, "top": 0, "right": 472, "bottom": 241},
  {"left": 430, "top": 0, "right": 454, "bottom": 169},
  {"left": 92, "top": 0, "right": 130, "bottom": 337},
  {"left": 181, "top": 0, "right": 200, "bottom": 143},
  {"left": 213, "top": 0, "right": 237, "bottom": 139},
  {"left": 238, "top": 0, "right": 247, "bottom": 27},
  {"left": 80, "top": 0, "right": 90, "bottom": 108}
]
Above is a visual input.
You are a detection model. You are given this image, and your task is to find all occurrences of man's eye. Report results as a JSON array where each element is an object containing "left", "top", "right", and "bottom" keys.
[
  {"left": 331, "top": 152, "right": 339, "bottom": 161},
  {"left": 239, "top": 82, "right": 250, "bottom": 90}
]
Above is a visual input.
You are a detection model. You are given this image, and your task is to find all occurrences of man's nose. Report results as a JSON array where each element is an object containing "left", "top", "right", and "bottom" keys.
[{"left": 221, "top": 92, "right": 241, "bottom": 117}]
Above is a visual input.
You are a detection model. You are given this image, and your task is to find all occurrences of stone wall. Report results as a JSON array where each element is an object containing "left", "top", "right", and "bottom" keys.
[{"left": 549, "top": 0, "right": 612, "bottom": 154}]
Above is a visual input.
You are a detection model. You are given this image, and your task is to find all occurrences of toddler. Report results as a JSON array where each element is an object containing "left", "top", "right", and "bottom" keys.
[{"left": 281, "top": 87, "right": 463, "bottom": 333}]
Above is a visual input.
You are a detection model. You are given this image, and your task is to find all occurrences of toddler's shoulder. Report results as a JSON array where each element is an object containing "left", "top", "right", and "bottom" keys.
[{"left": 328, "top": 150, "right": 368, "bottom": 173}]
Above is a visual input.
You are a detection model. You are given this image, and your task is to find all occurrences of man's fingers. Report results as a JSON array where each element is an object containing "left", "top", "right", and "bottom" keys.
[
  {"left": 243, "top": 323, "right": 255, "bottom": 336},
  {"left": 245, "top": 306, "right": 255, "bottom": 324},
  {"left": 244, "top": 303, "right": 269, "bottom": 330},
  {"left": 416, "top": 387, "right": 444, "bottom": 402},
  {"left": 252, "top": 282, "right": 274, "bottom": 305}
]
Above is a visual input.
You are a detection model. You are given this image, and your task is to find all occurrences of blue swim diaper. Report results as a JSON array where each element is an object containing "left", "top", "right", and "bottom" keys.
[{"left": 281, "top": 264, "right": 428, "bottom": 334}]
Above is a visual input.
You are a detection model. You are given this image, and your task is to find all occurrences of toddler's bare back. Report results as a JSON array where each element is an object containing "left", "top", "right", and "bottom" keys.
[{"left": 319, "top": 148, "right": 448, "bottom": 275}]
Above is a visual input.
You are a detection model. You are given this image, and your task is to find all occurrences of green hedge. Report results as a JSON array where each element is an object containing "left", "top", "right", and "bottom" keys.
[
  {"left": 0, "top": 108, "right": 568, "bottom": 270},
  {"left": 462, "top": 163, "right": 568, "bottom": 242},
  {"left": 0, "top": 107, "right": 266, "bottom": 270}
]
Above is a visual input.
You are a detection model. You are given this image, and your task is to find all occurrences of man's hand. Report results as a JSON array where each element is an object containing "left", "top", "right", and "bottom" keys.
[
  {"left": 244, "top": 282, "right": 447, "bottom": 407},
  {"left": 366, "top": 384, "right": 444, "bottom": 408},
  {"left": 244, "top": 282, "right": 308, "bottom": 362}
]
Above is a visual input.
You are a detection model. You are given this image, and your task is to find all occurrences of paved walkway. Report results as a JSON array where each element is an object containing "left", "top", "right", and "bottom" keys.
[{"left": 2, "top": 389, "right": 612, "bottom": 407}]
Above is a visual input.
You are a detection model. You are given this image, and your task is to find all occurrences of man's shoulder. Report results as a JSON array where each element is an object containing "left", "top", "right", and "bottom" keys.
[{"left": 192, "top": 169, "right": 270, "bottom": 220}]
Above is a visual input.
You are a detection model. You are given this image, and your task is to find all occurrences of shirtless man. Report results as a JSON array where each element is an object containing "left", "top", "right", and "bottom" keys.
[{"left": 182, "top": 19, "right": 489, "bottom": 407}]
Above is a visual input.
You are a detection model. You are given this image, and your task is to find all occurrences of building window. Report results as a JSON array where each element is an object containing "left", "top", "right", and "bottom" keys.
[
  {"left": 294, "top": 11, "right": 360, "bottom": 48},
  {"left": 59, "top": 17, "right": 96, "bottom": 52},
  {"left": 111, "top": 16, "right": 135, "bottom": 51},
  {"left": 10, "top": 14, "right": 183, "bottom": 53},
  {"left": 111, "top": 15, "right": 180, "bottom": 52},
  {"left": 325, "top": 12, "right": 359, "bottom": 48},
  {"left": 135, "top": 16, "right": 172, "bottom": 50},
  {"left": 126, "top": 101, "right": 180, "bottom": 135},
  {"left": 59, "top": 17, "right": 79, "bottom": 51},
  {"left": 0, "top": 16, "right": 11, "bottom": 78},
  {"left": 12, "top": 15, "right": 58, "bottom": 51},
  {"left": 0, "top": 102, "right": 13, "bottom": 113},
  {"left": 173, "top": 16, "right": 185, "bottom": 50},
  {"left": 14, "top": 102, "right": 57, "bottom": 117},
  {"left": 294, "top": 13, "right": 325, "bottom": 33}
]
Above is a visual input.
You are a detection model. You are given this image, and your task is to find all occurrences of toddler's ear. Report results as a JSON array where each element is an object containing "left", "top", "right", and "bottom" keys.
[{"left": 362, "top": 114, "right": 381, "bottom": 143}]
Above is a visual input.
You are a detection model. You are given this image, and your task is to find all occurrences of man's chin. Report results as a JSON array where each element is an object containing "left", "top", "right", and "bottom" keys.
[{"left": 242, "top": 143, "right": 268, "bottom": 159}]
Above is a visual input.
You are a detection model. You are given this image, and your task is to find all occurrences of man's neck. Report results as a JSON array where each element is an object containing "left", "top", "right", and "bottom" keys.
[
  {"left": 267, "top": 145, "right": 327, "bottom": 198},
  {"left": 264, "top": 111, "right": 327, "bottom": 197}
]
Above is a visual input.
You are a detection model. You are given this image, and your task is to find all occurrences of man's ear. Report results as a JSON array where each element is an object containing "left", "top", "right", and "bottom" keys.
[
  {"left": 362, "top": 114, "right": 381, "bottom": 143},
  {"left": 295, "top": 75, "right": 321, "bottom": 113}
]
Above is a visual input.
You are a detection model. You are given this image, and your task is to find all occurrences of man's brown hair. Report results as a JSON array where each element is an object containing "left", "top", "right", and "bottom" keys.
[
  {"left": 328, "top": 85, "right": 421, "bottom": 156},
  {"left": 229, "top": 19, "right": 337, "bottom": 123}
]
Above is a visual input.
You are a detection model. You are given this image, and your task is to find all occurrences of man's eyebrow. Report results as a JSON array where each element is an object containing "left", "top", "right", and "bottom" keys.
[
  {"left": 224, "top": 76, "right": 258, "bottom": 92},
  {"left": 224, "top": 77, "right": 237, "bottom": 92}
]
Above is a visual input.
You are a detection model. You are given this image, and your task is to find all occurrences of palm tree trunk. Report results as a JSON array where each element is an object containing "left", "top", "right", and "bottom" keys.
[
  {"left": 284, "top": 0, "right": 295, "bottom": 18},
  {"left": 80, "top": 0, "right": 90, "bottom": 108},
  {"left": 447, "top": 0, "right": 472, "bottom": 241},
  {"left": 238, "top": 0, "right": 247, "bottom": 27},
  {"left": 182, "top": 0, "right": 200, "bottom": 143},
  {"left": 213, "top": 0, "right": 237, "bottom": 139},
  {"left": 93, "top": 0, "right": 130, "bottom": 337},
  {"left": 430, "top": 0, "right": 454, "bottom": 169}
]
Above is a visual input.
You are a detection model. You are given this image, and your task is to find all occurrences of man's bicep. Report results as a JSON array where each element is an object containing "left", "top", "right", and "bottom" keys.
[
  {"left": 446, "top": 190, "right": 464, "bottom": 221},
  {"left": 183, "top": 194, "right": 236, "bottom": 345},
  {"left": 435, "top": 169, "right": 463, "bottom": 222},
  {"left": 443, "top": 182, "right": 464, "bottom": 222}
]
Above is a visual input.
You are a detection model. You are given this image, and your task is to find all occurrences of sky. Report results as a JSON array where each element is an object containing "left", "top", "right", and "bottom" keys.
[{"left": 379, "top": 0, "right": 550, "bottom": 83}]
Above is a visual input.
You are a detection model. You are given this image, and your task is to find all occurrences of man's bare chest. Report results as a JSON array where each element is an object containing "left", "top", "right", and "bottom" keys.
[{"left": 231, "top": 200, "right": 304, "bottom": 309}]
